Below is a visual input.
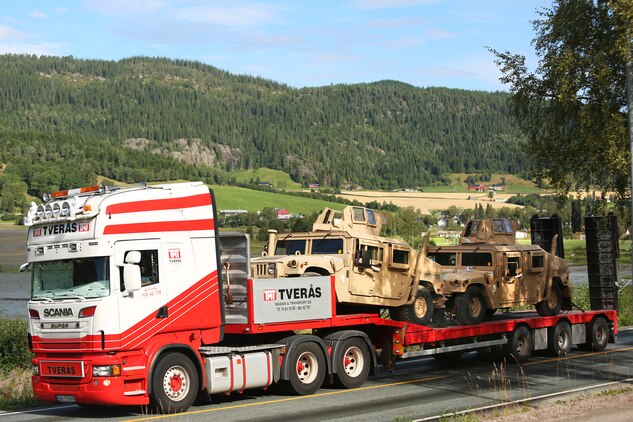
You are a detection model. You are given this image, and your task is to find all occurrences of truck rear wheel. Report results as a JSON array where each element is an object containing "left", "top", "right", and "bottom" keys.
[
  {"left": 287, "top": 342, "right": 326, "bottom": 395},
  {"left": 389, "top": 287, "right": 433, "bottom": 326},
  {"left": 578, "top": 317, "right": 609, "bottom": 352},
  {"left": 503, "top": 325, "right": 532, "bottom": 363},
  {"left": 535, "top": 283, "right": 562, "bottom": 316},
  {"left": 454, "top": 287, "right": 486, "bottom": 325},
  {"left": 335, "top": 338, "right": 370, "bottom": 389},
  {"left": 547, "top": 321, "right": 572, "bottom": 357},
  {"left": 150, "top": 352, "right": 199, "bottom": 414}
]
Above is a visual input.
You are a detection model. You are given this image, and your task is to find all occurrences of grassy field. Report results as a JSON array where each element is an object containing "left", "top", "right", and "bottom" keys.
[
  {"left": 232, "top": 168, "right": 302, "bottom": 190},
  {"left": 211, "top": 185, "right": 345, "bottom": 214},
  {"left": 421, "top": 173, "right": 547, "bottom": 194}
]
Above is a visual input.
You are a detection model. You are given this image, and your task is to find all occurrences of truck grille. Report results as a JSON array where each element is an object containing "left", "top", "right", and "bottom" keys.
[{"left": 253, "top": 264, "right": 270, "bottom": 277}]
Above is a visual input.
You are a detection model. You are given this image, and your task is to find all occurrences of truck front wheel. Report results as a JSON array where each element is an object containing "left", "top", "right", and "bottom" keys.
[
  {"left": 389, "top": 287, "right": 433, "bottom": 326},
  {"left": 454, "top": 287, "right": 486, "bottom": 325},
  {"left": 287, "top": 342, "right": 326, "bottom": 395},
  {"left": 150, "top": 352, "right": 199, "bottom": 414}
]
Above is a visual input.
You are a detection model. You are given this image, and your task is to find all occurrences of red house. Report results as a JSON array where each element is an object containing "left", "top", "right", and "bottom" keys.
[
  {"left": 468, "top": 184, "right": 486, "bottom": 192},
  {"left": 276, "top": 208, "right": 292, "bottom": 220}
]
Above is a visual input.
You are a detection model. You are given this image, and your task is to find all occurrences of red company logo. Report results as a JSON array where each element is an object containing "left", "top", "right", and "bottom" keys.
[
  {"left": 78, "top": 222, "right": 90, "bottom": 232},
  {"left": 263, "top": 289, "right": 277, "bottom": 301},
  {"left": 33, "top": 228, "right": 42, "bottom": 237},
  {"left": 168, "top": 249, "right": 181, "bottom": 260}
]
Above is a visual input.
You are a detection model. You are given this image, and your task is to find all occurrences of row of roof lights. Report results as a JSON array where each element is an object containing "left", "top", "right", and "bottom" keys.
[{"left": 23, "top": 185, "right": 105, "bottom": 227}]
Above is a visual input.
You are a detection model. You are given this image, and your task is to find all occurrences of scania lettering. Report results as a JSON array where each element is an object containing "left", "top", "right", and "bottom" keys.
[{"left": 24, "top": 182, "right": 617, "bottom": 414}]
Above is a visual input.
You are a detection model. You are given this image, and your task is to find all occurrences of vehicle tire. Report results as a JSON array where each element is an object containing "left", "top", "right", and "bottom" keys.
[
  {"left": 287, "top": 342, "right": 326, "bottom": 395},
  {"left": 503, "top": 325, "right": 532, "bottom": 363},
  {"left": 547, "top": 321, "right": 572, "bottom": 357},
  {"left": 454, "top": 287, "right": 487, "bottom": 325},
  {"left": 577, "top": 317, "right": 609, "bottom": 352},
  {"left": 150, "top": 352, "right": 199, "bottom": 414},
  {"left": 302, "top": 271, "right": 322, "bottom": 277},
  {"left": 334, "top": 338, "right": 371, "bottom": 389},
  {"left": 389, "top": 287, "right": 434, "bottom": 326},
  {"left": 535, "top": 283, "right": 563, "bottom": 316}
]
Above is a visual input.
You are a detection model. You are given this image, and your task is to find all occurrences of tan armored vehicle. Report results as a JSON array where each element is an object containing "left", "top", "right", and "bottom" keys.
[
  {"left": 427, "top": 218, "right": 572, "bottom": 325},
  {"left": 250, "top": 206, "right": 445, "bottom": 325}
]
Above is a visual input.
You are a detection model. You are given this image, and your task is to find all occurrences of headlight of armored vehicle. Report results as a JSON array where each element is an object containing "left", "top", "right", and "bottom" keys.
[{"left": 267, "top": 264, "right": 276, "bottom": 276}]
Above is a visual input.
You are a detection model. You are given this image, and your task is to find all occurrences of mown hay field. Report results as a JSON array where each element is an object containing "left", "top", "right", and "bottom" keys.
[{"left": 337, "top": 191, "right": 522, "bottom": 214}]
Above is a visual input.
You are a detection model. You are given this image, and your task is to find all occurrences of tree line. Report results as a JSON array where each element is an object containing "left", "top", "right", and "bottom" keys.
[{"left": 0, "top": 54, "right": 525, "bottom": 204}]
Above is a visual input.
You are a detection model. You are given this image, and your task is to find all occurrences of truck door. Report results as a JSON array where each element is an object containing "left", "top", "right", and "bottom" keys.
[
  {"left": 500, "top": 252, "right": 523, "bottom": 306},
  {"left": 114, "top": 239, "right": 169, "bottom": 350}
]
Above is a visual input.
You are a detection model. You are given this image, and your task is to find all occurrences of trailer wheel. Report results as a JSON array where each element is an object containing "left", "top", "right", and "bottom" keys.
[
  {"left": 503, "top": 325, "right": 532, "bottom": 363},
  {"left": 150, "top": 352, "right": 199, "bottom": 414},
  {"left": 335, "top": 338, "right": 371, "bottom": 389},
  {"left": 578, "top": 317, "right": 609, "bottom": 352},
  {"left": 454, "top": 286, "right": 486, "bottom": 325},
  {"left": 547, "top": 321, "right": 572, "bottom": 357},
  {"left": 535, "top": 283, "right": 562, "bottom": 316},
  {"left": 389, "top": 287, "right": 433, "bottom": 326},
  {"left": 287, "top": 342, "right": 326, "bottom": 395}
]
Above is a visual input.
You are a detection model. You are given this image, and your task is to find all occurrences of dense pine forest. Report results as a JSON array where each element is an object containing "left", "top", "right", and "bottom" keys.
[{"left": 0, "top": 55, "right": 525, "bottom": 213}]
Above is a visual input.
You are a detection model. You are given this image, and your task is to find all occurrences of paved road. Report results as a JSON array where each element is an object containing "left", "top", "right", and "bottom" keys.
[{"left": 3, "top": 329, "right": 632, "bottom": 422}]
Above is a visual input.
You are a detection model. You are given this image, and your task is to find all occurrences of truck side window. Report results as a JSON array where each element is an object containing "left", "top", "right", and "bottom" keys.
[
  {"left": 428, "top": 252, "right": 456, "bottom": 266},
  {"left": 462, "top": 252, "right": 493, "bottom": 267},
  {"left": 353, "top": 207, "right": 366, "bottom": 222},
  {"left": 366, "top": 209, "right": 376, "bottom": 226},
  {"left": 312, "top": 238, "right": 344, "bottom": 254},
  {"left": 275, "top": 239, "right": 306, "bottom": 255},
  {"left": 139, "top": 250, "right": 159, "bottom": 286},
  {"left": 531, "top": 254, "right": 545, "bottom": 269},
  {"left": 366, "top": 245, "right": 383, "bottom": 262},
  {"left": 120, "top": 250, "right": 159, "bottom": 291},
  {"left": 506, "top": 256, "right": 521, "bottom": 277},
  {"left": 392, "top": 249, "right": 409, "bottom": 265}
]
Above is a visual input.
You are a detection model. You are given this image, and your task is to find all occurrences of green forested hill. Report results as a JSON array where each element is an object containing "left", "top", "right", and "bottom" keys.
[{"left": 0, "top": 55, "right": 524, "bottom": 212}]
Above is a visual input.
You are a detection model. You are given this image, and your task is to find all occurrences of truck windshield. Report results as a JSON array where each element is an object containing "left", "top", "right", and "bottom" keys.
[{"left": 31, "top": 257, "right": 110, "bottom": 300}]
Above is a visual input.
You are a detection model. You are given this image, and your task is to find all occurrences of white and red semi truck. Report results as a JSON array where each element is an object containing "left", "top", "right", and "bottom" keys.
[{"left": 22, "top": 182, "right": 617, "bottom": 413}]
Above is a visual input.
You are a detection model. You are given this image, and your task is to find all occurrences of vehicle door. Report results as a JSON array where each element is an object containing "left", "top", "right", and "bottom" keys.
[
  {"left": 349, "top": 240, "right": 385, "bottom": 298},
  {"left": 500, "top": 252, "right": 523, "bottom": 306},
  {"left": 526, "top": 251, "right": 546, "bottom": 301},
  {"left": 114, "top": 239, "right": 169, "bottom": 350}
]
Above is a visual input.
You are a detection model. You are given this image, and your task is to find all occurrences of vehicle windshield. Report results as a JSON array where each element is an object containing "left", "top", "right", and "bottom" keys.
[{"left": 31, "top": 257, "right": 110, "bottom": 300}]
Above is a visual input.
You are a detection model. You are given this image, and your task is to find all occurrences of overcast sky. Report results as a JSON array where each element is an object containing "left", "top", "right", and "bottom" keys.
[{"left": 0, "top": 0, "right": 551, "bottom": 91}]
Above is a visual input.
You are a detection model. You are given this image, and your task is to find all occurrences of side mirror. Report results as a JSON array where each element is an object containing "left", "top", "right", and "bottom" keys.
[
  {"left": 19, "top": 262, "right": 31, "bottom": 272},
  {"left": 123, "top": 264, "right": 142, "bottom": 292}
]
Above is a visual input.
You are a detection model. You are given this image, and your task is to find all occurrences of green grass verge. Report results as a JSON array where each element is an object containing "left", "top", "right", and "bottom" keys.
[{"left": 210, "top": 185, "right": 345, "bottom": 214}]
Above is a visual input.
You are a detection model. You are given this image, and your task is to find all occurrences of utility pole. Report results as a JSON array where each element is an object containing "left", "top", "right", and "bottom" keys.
[{"left": 627, "top": 48, "right": 633, "bottom": 307}]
